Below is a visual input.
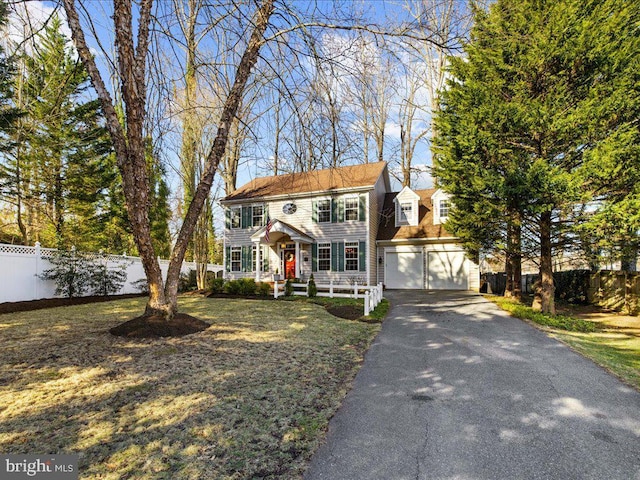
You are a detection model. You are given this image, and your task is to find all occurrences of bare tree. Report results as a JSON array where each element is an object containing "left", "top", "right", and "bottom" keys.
[{"left": 62, "top": 0, "right": 275, "bottom": 321}]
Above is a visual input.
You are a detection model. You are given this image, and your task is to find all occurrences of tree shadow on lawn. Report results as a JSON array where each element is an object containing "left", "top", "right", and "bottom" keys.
[{"left": 0, "top": 299, "right": 377, "bottom": 479}]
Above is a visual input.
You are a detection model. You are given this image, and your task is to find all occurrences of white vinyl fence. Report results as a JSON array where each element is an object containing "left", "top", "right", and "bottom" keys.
[
  {"left": 274, "top": 280, "right": 384, "bottom": 316},
  {"left": 0, "top": 243, "right": 223, "bottom": 303}
]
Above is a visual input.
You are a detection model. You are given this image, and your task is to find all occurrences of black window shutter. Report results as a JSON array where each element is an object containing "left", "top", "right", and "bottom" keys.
[
  {"left": 331, "top": 242, "right": 338, "bottom": 271},
  {"left": 311, "top": 243, "right": 318, "bottom": 272},
  {"left": 359, "top": 241, "right": 366, "bottom": 271},
  {"left": 359, "top": 194, "right": 366, "bottom": 221},
  {"left": 331, "top": 198, "right": 337, "bottom": 223},
  {"left": 337, "top": 242, "right": 344, "bottom": 271}
]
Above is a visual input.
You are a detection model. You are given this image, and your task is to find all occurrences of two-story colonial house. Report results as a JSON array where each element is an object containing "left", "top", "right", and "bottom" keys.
[{"left": 220, "top": 161, "right": 479, "bottom": 290}]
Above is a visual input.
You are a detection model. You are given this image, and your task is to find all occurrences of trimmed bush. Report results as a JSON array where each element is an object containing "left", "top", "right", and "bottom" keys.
[
  {"left": 210, "top": 277, "right": 225, "bottom": 294},
  {"left": 238, "top": 278, "right": 257, "bottom": 296},
  {"left": 256, "top": 282, "right": 271, "bottom": 297},
  {"left": 285, "top": 278, "right": 294, "bottom": 297},
  {"left": 223, "top": 280, "right": 242, "bottom": 295},
  {"left": 308, "top": 274, "right": 317, "bottom": 297}
]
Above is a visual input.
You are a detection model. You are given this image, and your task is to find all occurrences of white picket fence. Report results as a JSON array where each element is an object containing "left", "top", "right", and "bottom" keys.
[
  {"left": 0, "top": 243, "right": 223, "bottom": 303},
  {"left": 273, "top": 280, "right": 384, "bottom": 316}
]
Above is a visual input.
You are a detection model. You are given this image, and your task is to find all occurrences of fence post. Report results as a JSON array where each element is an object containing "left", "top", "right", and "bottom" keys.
[
  {"left": 364, "top": 291, "right": 370, "bottom": 316},
  {"left": 274, "top": 281, "right": 279, "bottom": 299},
  {"left": 354, "top": 283, "right": 358, "bottom": 299},
  {"left": 329, "top": 280, "right": 333, "bottom": 298},
  {"left": 34, "top": 241, "right": 41, "bottom": 299}
]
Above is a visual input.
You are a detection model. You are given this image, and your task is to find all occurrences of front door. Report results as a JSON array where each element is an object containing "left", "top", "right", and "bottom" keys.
[{"left": 284, "top": 249, "right": 296, "bottom": 279}]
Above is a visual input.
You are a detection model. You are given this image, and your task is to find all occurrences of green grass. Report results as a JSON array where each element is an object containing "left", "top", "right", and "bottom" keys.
[
  {"left": 0, "top": 296, "right": 381, "bottom": 479},
  {"left": 487, "top": 295, "right": 640, "bottom": 390},
  {"left": 488, "top": 295, "right": 597, "bottom": 332}
]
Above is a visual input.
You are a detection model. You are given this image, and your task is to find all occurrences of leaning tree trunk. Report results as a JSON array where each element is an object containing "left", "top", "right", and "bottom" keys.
[
  {"left": 64, "top": 0, "right": 274, "bottom": 319},
  {"left": 164, "top": 0, "right": 275, "bottom": 310}
]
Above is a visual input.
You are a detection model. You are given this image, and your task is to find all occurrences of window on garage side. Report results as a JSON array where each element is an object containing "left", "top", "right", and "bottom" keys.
[
  {"left": 230, "top": 247, "right": 242, "bottom": 272},
  {"left": 318, "top": 243, "right": 331, "bottom": 271},
  {"left": 345, "top": 241, "right": 359, "bottom": 271}
]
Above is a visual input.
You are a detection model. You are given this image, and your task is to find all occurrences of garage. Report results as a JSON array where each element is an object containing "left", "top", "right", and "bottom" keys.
[
  {"left": 427, "top": 250, "right": 467, "bottom": 290},
  {"left": 385, "top": 250, "right": 423, "bottom": 289}
]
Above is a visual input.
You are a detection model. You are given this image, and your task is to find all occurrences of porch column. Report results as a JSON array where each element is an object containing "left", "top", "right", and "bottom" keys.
[
  {"left": 295, "top": 241, "right": 301, "bottom": 278},
  {"left": 255, "top": 241, "right": 261, "bottom": 282}
]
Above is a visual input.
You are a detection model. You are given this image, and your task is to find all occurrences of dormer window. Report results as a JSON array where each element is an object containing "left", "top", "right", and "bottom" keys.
[
  {"left": 393, "top": 186, "right": 420, "bottom": 227},
  {"left": 400, "top": 202, "right": 413, "bottom": 223},
  {"left": 439, "top": 200, "right": 450, "bottom": 219}
]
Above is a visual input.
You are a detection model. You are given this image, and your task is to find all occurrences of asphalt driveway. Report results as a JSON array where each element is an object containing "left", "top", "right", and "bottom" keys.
[{"left": 304, "top": 291, "right": 640, "bottom": 480}]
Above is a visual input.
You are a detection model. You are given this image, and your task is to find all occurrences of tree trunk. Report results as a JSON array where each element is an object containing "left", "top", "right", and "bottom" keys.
[
  {"left": 164, "top": 0, "right": 275, "bottom": 307},
  {"left": 504, "top": 210, "right": 522, "bottom": 300},
  {"left": 64, "top": 0, "right": 274, "bottom": 320},
  {"left": 535, "top": 210, "right": 555, "bottom": 314}
]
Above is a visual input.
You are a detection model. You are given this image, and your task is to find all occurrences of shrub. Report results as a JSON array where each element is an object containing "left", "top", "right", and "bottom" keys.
[
  {"left": 554, "top": 269, "right": 590, "bottom": 304},
  {"left": 256, "top": 282, "right": 271, "bottom": 297},
  {"left": 285, "top": 278, "right": 294, "bottom": 296},
  {"left": 210, "top": 277, "right": 225, "bottom": 294},
  {"left": 39, "top": 250, "right": 127, "bottom": 298},
  {"left": 308, "top": 274, "right": 317, "bottom": 297},
  {"left": 238, "top": 278, "right": 257, "bottom": 296},
  {"left": 223, "top": 280, "right": 242, "bottom": 295},
  {"left": 39, "top": 249, "right": 91, "bottom": 298},
  {"left": 88, "top": 255, "right": 127, "bottom": 296},
  {"left": 178, "top": 269, "right": 198, "bottom": 292}
]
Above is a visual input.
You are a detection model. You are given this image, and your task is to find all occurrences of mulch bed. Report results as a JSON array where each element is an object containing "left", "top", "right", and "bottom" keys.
[
  {"left": 109, "top": 313, "right": 210, "bottom": 338},
  {"left": 325, "top": 304, "right": 365, "bottom": 320},
  {"left": 0, "top": 293, "right": 145, "bottom": 315}
]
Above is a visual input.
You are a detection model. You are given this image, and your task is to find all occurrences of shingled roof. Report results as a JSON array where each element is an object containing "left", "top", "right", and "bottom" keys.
[
  {"left": 376, "top": 189, "right": 453, "bottom": 241},
  {"left": 222, "top": 162, "right": 388, "bottom": 202}
]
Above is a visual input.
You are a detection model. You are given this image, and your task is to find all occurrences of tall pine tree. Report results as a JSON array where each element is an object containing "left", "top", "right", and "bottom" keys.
[{"left": 434, "top": 0, "right": 639, "bottom": 313}]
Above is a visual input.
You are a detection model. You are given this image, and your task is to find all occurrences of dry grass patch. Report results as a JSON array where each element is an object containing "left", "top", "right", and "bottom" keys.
[{"left": 0, "top": 297, "right": 380, "bottom": 479}]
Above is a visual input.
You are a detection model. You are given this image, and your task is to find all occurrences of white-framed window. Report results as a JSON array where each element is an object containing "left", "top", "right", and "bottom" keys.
[
  {"left": 317, "top": 199, "right": 331, "bottom": 223},
  {"left": 252, "top": 204, "right": 264, "bottom": 227},
  {"left": 252, "top": 245, "right": 268, "bottom": 272},
  {"left": 344, "top": 197, "right": 359, "bottom": 221},
  {"left": 318, "top": 242, "right": 331, "bottom": 271},
  {"left": 439, "top": 200, "right": 450, "bottom": 218},
  {"left": 230, "top": 246, "right": 242, "bottom": 272},
  {"left": 345, "top": 241, "right": 359, "bottom": 271},
  {"left": 230, "top": 206, "right": 241, "bottom": 229},
  {"left": 400, "top": 202, "right": 412, "bottom": 224}
]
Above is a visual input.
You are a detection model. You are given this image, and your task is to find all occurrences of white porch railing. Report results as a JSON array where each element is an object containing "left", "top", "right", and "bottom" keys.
[{"left": 273, "top": 280, "right": 384, "bottom": 316}]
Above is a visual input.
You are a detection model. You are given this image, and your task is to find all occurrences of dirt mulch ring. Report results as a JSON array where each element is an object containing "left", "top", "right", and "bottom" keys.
[
  {"left": 109, "top": 313, "right": 210, "bottom": 338},
  {"left": 325, "top": 304, "right": 364, "bottom": 320},
  {"left": 0, "top": 293, "right": 145, "bottom": 315}
]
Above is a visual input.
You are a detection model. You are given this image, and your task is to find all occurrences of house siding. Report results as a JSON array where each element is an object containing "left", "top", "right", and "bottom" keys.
[{"left": 223, "top": 192, "right": 371, "bottom": 284}]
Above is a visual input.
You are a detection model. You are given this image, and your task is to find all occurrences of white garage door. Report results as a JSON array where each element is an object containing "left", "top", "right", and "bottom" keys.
[
  {"left": 427, "top": 250, "right": 467, "bottom": 290},
  {"left": 386, "top": 251, "right": 423, "bottom": 289}
]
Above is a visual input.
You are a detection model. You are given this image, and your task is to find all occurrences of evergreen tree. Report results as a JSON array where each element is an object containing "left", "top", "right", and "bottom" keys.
[
  {"left": 434, "top": 0, "right": 639, "bottom": 313},
  {"left": 1, "top": 15, "right": 117, "bottom": 249}
]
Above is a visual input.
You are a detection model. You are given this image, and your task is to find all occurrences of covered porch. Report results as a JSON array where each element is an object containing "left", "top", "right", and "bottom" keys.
[{"left": 251, "top": 219, "right": 314, "bottom": 282}]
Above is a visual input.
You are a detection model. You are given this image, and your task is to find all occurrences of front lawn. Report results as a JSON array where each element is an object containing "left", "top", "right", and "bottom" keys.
[
  {"left": 0, "top": 296, "right": 381, "bottom": 479},
  {"left": 487, "top": 295, "right": 640, "bottom": 390}
]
